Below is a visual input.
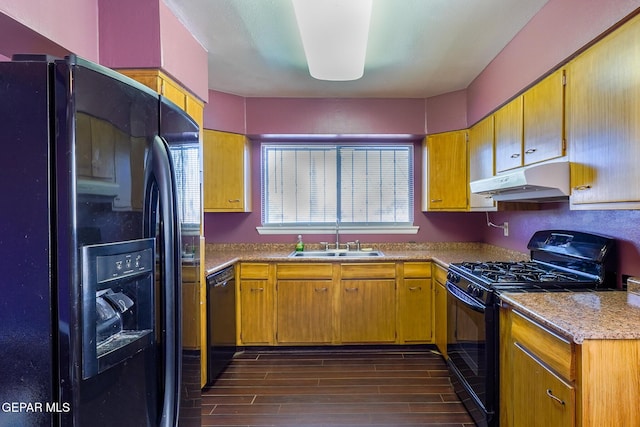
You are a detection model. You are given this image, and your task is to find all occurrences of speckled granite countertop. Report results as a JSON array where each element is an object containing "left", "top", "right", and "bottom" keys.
[
  {"left": 500, "top": 289, "right": 640, "bottom": 344},
  {"left": 203, "top": 242, "right": 528, "bottom": 275}
]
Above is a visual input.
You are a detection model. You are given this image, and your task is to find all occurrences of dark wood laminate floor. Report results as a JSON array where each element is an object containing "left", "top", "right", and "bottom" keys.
[{"left": 201, "top": 348, "right": 475, "bottom": 427}]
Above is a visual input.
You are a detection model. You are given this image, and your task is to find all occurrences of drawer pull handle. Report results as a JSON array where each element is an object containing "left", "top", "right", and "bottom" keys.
[
  {"left": 314, "top": 287, "right": 328, "bottom": 292},
  {"left": 345, "top": 287, "right": 359, "bottom": 292},
  {"left": 525, "top": 148, "right": 537, "bottom": 154},
  {"left": 431, "top": 199, "right": 443, "bottom": 203},
  {"left": 408, "top": 286, "right": 422, "bottom": 291},
  {"left": 510, "top": 153, "right": 520, "bottom": 158},
  {"left": 573, "top": 185, "right": 591, "bottom": 191},
  {"left": 250, "top": 287, "right": 264, "bottom": 292},
  {"left": 546, "top": 389, "right": 565, "bottom": 406},
  {"left": 228, "top": 199, "right": 241, "bottom": 203}
]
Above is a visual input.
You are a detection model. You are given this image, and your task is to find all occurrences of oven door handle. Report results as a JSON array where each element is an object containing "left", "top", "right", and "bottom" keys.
[{"left": 446, "top": 281, "right": 486, "bottom": 313}]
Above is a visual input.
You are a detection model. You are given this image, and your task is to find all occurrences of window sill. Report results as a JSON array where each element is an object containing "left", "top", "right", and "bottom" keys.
[{"left": 256, "top": 225, "right": 419, "bottom": 235}]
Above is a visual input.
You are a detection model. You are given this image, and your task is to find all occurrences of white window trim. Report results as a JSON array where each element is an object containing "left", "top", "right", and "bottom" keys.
[{"left": 256, "top": 224, "right": 419, "bottom": 235}]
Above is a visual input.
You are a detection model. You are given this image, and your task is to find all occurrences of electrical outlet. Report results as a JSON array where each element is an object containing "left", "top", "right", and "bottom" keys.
[{"left": 503, "top": 222, "right": 509, "bottom": 237}]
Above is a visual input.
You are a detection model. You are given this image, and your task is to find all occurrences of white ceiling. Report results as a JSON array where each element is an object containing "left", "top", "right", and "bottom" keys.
[{"left": 163, "top": 0, "right": 549, "bottom": 98}]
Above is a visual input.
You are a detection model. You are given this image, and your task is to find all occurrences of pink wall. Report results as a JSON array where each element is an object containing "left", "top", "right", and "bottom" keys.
[
  {"left": 204, "top": 90, "right": 246, "bottom": 134},
  {"left": 0, "top": 0, "right": 99, "bottom": 60},
  {"left": 425, "top": 90, "right": 468, "bottom": 134},
  {"left": 158, "top": 1, "right": 208, "bottom": 101},
  {"left": 99, "top": 0, "right": 208, "bottom": 101},
  {"left": 467, "top": 0, "right": 640, "bottom": 124},
  {"left": 245, "top": 98, "right": 427, "bottom": 136},
  {"left": 98, "top": 0, "right": 162, "bottom": 69}
]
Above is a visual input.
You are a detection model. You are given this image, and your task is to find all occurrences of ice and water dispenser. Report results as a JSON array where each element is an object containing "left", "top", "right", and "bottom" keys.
[{"left": 81, "top": 238, "right": 155, "bottom": 379}]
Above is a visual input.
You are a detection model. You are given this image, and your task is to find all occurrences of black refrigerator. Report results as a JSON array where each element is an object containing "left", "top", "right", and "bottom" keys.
[{"left": 0, "top": 55, "right": 201, "bottom": 426}]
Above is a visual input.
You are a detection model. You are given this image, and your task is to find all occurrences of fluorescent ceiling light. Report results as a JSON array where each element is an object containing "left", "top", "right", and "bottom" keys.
[{"left": 292, "top": 0, "right": 372, "bottom": 81}]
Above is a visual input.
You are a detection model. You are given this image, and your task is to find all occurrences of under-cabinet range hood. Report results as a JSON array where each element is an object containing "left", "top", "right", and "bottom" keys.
[{"left": 470, "top": 161, "right": 570, "bottom": 202}]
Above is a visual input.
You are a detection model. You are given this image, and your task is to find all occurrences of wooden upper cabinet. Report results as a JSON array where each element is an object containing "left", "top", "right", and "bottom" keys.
[
  {"left": 468, "top": 115, "right": 495, "bottom": 210},
  {"left": 495, "top": 96, "right": 524, "bottom": 173},
  {"left": 203, "top": 129, "right": 252, "bottom": 212},
  {"left": 522, "top": 68, "right": 566, "bottom": 166},
  {"left": 116, "top": 68, "right": 204, "bottom": 129},
  {"left": 423, "top": 130, "right": 468, "bottom": 211},
  {"left": 566, "top": 12, "right": 640, "bottom": 209}
]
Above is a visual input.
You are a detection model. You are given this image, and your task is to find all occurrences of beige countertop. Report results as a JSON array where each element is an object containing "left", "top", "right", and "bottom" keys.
[
  {"left": 203, "top": 242, "right": 528, "bottom": 275},
  {"left": 500, "top": 290, "right": 640, "bottom": 344}
]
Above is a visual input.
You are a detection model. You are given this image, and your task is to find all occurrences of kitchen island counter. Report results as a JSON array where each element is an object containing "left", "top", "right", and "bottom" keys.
[{"left": 203, "top": 242, "right": 527, "bottom": 276}]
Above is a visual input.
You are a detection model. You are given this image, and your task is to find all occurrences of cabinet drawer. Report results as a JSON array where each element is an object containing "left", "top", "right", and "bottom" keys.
[
  {"left": 511, "top": 309, "right": 575, "bottom": 380},
  {"left": 276, "top": 263, "right": 333, "bottom": 279},
  {"left": 433, "top": 264, "right": 448, "bottom": 285},
  {"left": 403, "top": 262, "right": 431, "bottom": 278},
  {"left": 240, "top": 263, "right": 269, "bottom": 279},
  {"left": 341, "top": 263, "right": 396, "bottom": 279}
]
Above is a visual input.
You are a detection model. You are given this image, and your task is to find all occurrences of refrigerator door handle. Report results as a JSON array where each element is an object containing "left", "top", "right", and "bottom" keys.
[{"left": 143, "top": 135, "right": 182, "bottom": 427}]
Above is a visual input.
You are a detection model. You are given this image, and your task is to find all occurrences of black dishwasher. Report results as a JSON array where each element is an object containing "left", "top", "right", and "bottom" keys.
[{"left": 206, "top": 265, "right": 236, "bottom": 384}]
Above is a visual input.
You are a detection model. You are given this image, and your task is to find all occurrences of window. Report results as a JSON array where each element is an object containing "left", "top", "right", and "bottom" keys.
[
  {"left": 170, "top": 144, "right": 200, "bottom": 227},
  {"left": 261, "top": 143, "right": 414, "bottom": 230}
]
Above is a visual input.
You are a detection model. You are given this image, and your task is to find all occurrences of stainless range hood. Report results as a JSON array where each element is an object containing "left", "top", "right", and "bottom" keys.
[{"left": 470, "top": 161, "right": 570, "bottom": 202}]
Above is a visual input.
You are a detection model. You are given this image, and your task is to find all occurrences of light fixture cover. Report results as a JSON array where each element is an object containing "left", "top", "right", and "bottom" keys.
[{"left": 292, "top": 0, "right": 372, "bottom": 81}]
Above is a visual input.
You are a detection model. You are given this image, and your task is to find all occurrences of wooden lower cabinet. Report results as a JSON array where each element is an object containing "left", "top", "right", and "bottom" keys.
[
  {"left": 181, "top": 265, "right": 200, "bottom": 349},
  {"left": 238, "top": 263, "right": 274, "bottom": 345},
  {"left": 276, "top": 263, "right": 335, "bottom": 344},
  {"left": 237, "top": 261, "right": 434, "bottom": 347},
  {"left": 501, "top": 303, "right": 640, "bottom": 427},
  {"left": 398, "top": 262, "right": 432, "bottom": 343},
  {"left": 512, "top": 343, "right": 575, "bottom": 427},
  {"left": 341, "top": 279, "right": 396, "bottom": 343},
  {"left": 432, "top": 264, "right": 448, "bottom": 357}
]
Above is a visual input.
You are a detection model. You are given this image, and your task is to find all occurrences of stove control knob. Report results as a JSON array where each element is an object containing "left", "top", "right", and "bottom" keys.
[{"left": 447, "top": 272, "right": 460, "bottom": 283}]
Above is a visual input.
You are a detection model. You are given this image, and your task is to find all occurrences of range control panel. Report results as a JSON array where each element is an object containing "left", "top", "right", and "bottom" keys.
[{"left": 96, "top": 247, "right": 154, "bottom": 283}]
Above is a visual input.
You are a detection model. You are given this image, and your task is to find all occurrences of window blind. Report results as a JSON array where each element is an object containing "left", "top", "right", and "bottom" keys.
[
  {"left": 170, "top": 144, "right": 201, "bottom": 226},
  {"left": 262, "top": 144, "right": 413, "bottom": 226}
]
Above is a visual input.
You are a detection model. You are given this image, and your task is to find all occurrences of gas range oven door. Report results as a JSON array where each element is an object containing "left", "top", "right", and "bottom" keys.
[{"left": 446, "top": 282, "right": 498, "bottom": 427}]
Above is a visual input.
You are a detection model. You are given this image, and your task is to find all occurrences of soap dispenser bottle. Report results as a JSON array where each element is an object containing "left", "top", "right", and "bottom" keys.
[{"left": 295, "top": 235, "right": 304, "bottom": 252}]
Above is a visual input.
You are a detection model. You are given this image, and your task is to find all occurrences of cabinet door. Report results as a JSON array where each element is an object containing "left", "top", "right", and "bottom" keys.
[
  {"left": 341, "top": 279, "right": 396, "bottom": 343},
  {"left": 399, "top": 278, "right": 432, "bottom": 343},
  {"left": 276, "top": 280, "right": 333, "bottom": 344},
  {"left": 567, "top": 13, "right": 640, "bottom": 207},
  {"left": 424, "top": 130, "right": 468, "bottom": 211},
  {"left": 523, "top": 69, "right": 565, "bottom": 165},
  {"left": 434, "top": 279, "right": 447, "bottom": 358},
  {"left": 468, "top": 115, "right": 495, "bottom": 210},
  {"left": 512, "top": 344, "right": 575, "bottom": 427},
  {"left": 203, "top": 130, "right": 251, "bottom": 212},
  {"left": 495, "top": 96, "right": 523, "bottom": 172},
  {"left": 239, "top": 279, "right": 273, "bottom": 344}
]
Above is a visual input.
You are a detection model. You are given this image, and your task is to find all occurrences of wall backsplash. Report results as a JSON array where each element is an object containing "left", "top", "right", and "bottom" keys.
[{"left": 482, "top": 202, "right": 640, "bottom": 281}]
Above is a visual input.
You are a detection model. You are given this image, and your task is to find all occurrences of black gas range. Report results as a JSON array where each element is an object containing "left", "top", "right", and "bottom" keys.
[{"left": 444, "top": 230, "right": 617, "bottom": 427}]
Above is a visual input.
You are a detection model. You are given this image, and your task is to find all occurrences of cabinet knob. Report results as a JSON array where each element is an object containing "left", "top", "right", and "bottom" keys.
[
  {"left": 546, "top": 389, "right": 565, "bottom": 406},
  {"left": 525, "top": 148, "right": 537, "bottom": 154},
  {"left": 573, "top": 185, "right": 592, "bottom": 191}
]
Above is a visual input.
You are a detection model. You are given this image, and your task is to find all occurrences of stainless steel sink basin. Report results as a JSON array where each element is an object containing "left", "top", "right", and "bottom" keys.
[{"left": 288, "top": 250, "right": 384, "bottom": 258}]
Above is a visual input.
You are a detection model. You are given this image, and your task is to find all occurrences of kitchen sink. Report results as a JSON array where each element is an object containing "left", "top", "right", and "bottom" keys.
[{"left": 288, "top": 250, "right": 384, "bottom": 258}]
